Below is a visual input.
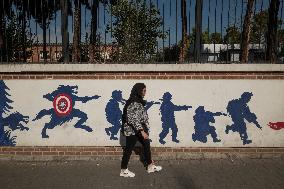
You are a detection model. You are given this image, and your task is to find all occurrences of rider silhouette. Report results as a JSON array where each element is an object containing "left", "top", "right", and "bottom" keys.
[
  {"left": 192, "top": 106, "right": 226, "bottom": 143},
  {"left": 159, "top": 92, "right": 191, "bottom": 144},
  {"left": 226, "top": 92, "right": 262, "bottom": 145}
]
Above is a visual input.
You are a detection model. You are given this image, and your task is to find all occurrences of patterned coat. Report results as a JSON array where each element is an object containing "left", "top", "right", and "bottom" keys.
[{"left": 122, "top": 102, "right": 149, "bottom": 136}]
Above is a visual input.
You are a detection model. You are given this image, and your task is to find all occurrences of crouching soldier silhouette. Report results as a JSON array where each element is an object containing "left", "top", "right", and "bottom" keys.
[
  {"left": 226, "top": 92, "right": 262, "bottom": 145},
  {"left": 159, "top": 92, "right": 192, "bottom": 144},
  {"left": 192, "top": 106, "right": 226, "bottom": 143}
]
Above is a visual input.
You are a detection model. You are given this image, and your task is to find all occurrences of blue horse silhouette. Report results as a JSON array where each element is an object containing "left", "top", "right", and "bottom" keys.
[
  {"left": 0, "top": 81, "right": 29, "bottom": 146},
  {"left": 33, "top": 85, "right": 100, "bottom": 138},
  {"left": 105, "top": 90, "right": 160, "bottom": 140},
  {"left": 192, "top": 106, "right": 226, "bottom": 143},
  {"left": 225, "top": 92, "right": 262, "bottom": 145},
  {"left": 159, "top": 92, "right": 192, "bottom": 144}
]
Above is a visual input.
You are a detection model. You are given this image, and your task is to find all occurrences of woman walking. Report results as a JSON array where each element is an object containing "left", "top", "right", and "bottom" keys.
[{"left": 120, "top": 83, "right": 162, "bottom": 177}]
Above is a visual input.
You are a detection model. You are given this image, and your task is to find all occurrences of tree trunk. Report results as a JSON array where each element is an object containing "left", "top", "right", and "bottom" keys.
[
  {"left": 61, "top": 0, "right": 69, "bottom": 63},
  {"left": 72, "top": 0, "right": 81, "bottom": 63},
  {"left": 266, "top": 0, "right": 280, "bottom": 63},
  {"left": 89, "top": 0, "right": 99, "bottom": 63},
  {"left": 179, "top": 0, "right": 187, "bottom": 62},
  {"left": 194, "top": 0, "right": 202, "bottom": 62},
  {"left": 43, "top": 18, "right": 47, "bottom": 62},
  {"left": 22, "top": 6, "right": 27, "bottom": 62},
  {"left": 241, "top": 0, "right": 254, "bottom": 63}
]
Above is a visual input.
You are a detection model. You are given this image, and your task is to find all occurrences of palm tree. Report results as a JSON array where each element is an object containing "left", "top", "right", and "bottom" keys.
[
  {"left": 266, "top": 0, "right": 280, "bottom": 63},
  {"left": 240, "top": 0, "right": 254, "bottom": 63}
]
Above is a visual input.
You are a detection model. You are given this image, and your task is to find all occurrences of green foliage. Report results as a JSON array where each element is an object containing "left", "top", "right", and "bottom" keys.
[
  {"left": 224, "top": 26, "right": 241, "bottom": 44},
  {"left": 1, "top": 16, "right": 34, "bottom": 62},
  {"left": 108, "top": 0, "right": 165, "bottom": 62},
  {"left": 210, "top": 32, "right": 223, "bottom": 44}
]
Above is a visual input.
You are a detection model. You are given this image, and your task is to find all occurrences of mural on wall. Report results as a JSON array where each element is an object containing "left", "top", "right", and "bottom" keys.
[
  {"left": 105, "top": 90, "right": 160, "bottom": 140},
  {"left": 225, "top": 92, "right": 262, "bottom": 145},
  {"left": 192, "top": 106, "right": 227, "bottom": 143},
  {"left": 0, "top": 81, "right": 29, "bottom": 146},
  {"left": 1, "top": 80, "right": 283, "bottom": 147},
  {"left": 33, "top": 85, "right": 100, "bottom": 138},
  {"left": 158, "top": 92, "right": 192, "bottom": 145},
  {"left": 268, "top": 122, "right": 284, "bottom": 130}
]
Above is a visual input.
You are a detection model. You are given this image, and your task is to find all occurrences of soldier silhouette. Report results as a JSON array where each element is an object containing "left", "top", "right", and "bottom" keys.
[
  {"left": 105, "top": 90, "right": 160, "bottom": 140},
  {"left": 105, "top": 90, "right": 126, "bottom": 140},
  {"left": 226, "top": 92, "right": 262, "bottom": 145},
  {"left": 158, "top": 92, "right": 192, "bottom": 144},
  {"left": 192, "top": 106, "right": 226, "bottom": 143}
]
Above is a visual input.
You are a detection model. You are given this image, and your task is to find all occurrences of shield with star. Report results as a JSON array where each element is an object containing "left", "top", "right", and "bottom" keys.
[{"left": 53, "top": 93, "right": 73, "bottom": 117}]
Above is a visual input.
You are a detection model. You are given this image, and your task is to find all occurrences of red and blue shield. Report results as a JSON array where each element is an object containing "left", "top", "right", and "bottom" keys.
[{"left": 53, "top": 93, "right": 73, "bottom": 117}]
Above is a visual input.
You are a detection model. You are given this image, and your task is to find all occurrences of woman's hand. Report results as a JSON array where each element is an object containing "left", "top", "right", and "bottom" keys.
[{"left": 140, "top": 130, "right": 149, "bottom": 140}]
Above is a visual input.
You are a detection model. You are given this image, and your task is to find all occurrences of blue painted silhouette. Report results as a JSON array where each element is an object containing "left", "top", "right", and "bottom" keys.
[
  {"left": 159, "top": 92, "right": 192, "bottom": 144},
  {"left": 33, "top": 85, "right": 100, "bottom": 138},
  {"left": 105, "top": 90, "right": 126, "bottom": 140},
  {"left": 225, "top": 92, "right": 262, "bottom": 145},
  {"left": 105, "top": 90, "right": 160, "bottom": 140},
  {"left": 192, "top": 106, "right": 226, "bottom": 143},
  {"left": 0, "top": 81, "right": 29, "bottom": 146}
]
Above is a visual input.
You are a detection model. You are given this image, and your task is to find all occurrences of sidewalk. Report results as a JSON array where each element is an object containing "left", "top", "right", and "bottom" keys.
[{"left": 0, "top": 158, "right": 283, "bottom": 189}]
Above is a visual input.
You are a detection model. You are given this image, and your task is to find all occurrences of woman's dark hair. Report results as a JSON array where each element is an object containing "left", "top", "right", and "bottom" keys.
[
  {"left": 129, "top": 83, "right": 146, "bottom": 99},
  {"left": 122, "top": 83, "right": 146, "bottom": 127}
]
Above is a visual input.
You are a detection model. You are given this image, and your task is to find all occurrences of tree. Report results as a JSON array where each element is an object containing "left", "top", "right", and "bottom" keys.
[
  {"left": 224, "top": 26, "right": 241, "bottom": 44},
  {"left": 202, "top": 30, "right": 210, "bottom": 44},
  {"left": 266, "top": 0, "right": 280, "bottom": 63},
  {"left": 0, "top": 81, "right": 16, "bottom": 146},
  {"left": 250, "top": 11, "right": 269, "bottom": 44},
  {"left": 210, "top": 32, "right": 222, "bottom": 44},
  {"left": 241, "top": 0, "right": 254, "bottom": 63},
  {"left": 0, "top": 0, "right": 14, "bottom": 61},
  {"left": 72, "top": 0, "right": 86, "bottom": 62},
  {"left": 156, "top": 45, "right": 180, "bottom": 62},
  {"left": 180, "top": 0, "right": 188, "bottom": 62},
  {"left": 27, "top": 0, "right": 60, "bottom": 62},
  {"left": 4, "top": 16, "right": 33, "bottom": 62},
  {"left": 109, "top": 0, "right": 165, "bottom": 62}
]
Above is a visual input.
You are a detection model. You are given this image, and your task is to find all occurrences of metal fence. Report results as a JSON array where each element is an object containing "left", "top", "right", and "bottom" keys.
[{"left": 0, "top": 0, "right": 284, "bottom": 64}]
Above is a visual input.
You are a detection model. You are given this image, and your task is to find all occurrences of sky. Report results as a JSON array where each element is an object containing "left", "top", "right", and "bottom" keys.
[{"left": 17, "top": 0, "right": 284, "bottom": 48}]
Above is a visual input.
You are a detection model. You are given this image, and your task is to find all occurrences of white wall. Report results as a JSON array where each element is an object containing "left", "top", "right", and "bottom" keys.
[{"left": 1, "top": 79, "right": 284, "bottom": 147}]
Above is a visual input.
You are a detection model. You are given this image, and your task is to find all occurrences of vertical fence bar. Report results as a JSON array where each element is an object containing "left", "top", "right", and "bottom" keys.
[
  {"left": 176, "top": 0, "right": 178, "bottom": 63},
  {"left": 188, "top": 0, "right": 192, "bottom": 63},
  {"left": 162, "top": 2, "right": 165, "bottom": 63},
  {"left": 214, "top": 0, "right": 217, "bottom": 62}
]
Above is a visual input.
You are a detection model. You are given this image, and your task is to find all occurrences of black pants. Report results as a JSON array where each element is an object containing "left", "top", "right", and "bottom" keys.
[{"left": 121, "top": 133, "right": 152, "bottom": 169}]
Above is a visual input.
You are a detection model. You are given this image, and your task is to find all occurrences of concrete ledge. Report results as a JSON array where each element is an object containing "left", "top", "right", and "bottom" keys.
[
  {"left": 1, "top": 63, "right": 284, "bottom": 73},
  {"left": 0, "top": 153, "right": 283, "bottom": 162}
]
